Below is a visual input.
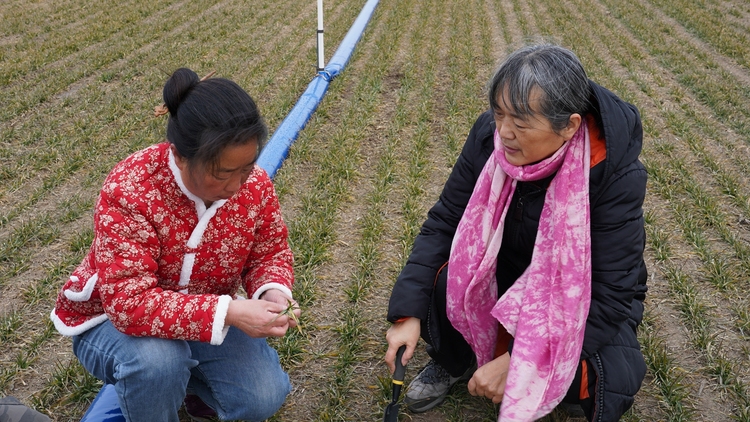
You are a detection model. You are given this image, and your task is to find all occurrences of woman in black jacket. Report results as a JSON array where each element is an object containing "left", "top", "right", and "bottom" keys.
[{"left": 385, "top": 44, "right": 647, "bottom": 422}]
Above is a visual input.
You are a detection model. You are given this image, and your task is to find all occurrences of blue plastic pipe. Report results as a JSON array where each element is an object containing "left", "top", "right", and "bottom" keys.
[
  {"left": 81, "top": 1, "right": 379, "bottom": 419},
  {"left": 256, "top": 75, "right": 331, "bottom": 179},
  {"left": 257, "top": 0, "right": 380, "bottom": 178},
  {"left": 325, "top": 0, "right": 380, "bottom": 78}
]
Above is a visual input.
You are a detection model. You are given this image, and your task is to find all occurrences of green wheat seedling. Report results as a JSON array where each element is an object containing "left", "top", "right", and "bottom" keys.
[
  {"left": 0, "top": 199, "right": 91, "bottom": 296},
  {"left": 270, "top": 324, "right": 307, "bottom": 368},
  {"left": 706, "top": 356, "right": 750, "bottom": 422},
  {"left": 734, "top": 302, "right": 750, "bottom": 340},
  {"left": 648, "top": 0, "right": 750, "bottom": 68},
  {"left": 574, "top": 0, "right": 750, "bottom": 223},
  {"left": 31, "top": 358, "right": 101, "bottom": 420},
  {"left": 0, "top": 231, "right": 91, "bottom": 397},
  {"left": 662, "top": 264, "right": 750, "bottom": 421},
  {"left": 17, "top": 228, "right": 92, "bottom": 309},
  {"left": 0, "top": 0, "right": 316, "bottom": 221},
  {"left": 0, "top": 310, "right": 22, "bottom": 343},
  {"left": 640, "top": 313, "right": 695, "bottom": 421},
  {"left": 260, "top": 299, "right": 302, "bottom": 335},
  {"left": 0, "top": 368, "right": 14, "bottom": 392},
  {"left": 343, "top": 177, "right": 390, "bottom": 303},
  {"left": 0, "top": 320, "right": 56, "bottom": 396},
  {"left": 1, "top": 0, "right": 246, "bottom": 121},
  {"left": 0, "top": 216, "right": 62, "bottom": 287},
  {"left": 314, "top": 3, "right": 418, "bottom": 419},
  {"left": 267, "top": 40, "right": 379, "bottom": 381},
  {"left": 376, "top": 0, "right": 491, "bottom": 419},
  {"left": 510, "top": 0, "right": 532, "bottom": 38},
  {"left": 662, "top": 266, "right": 713, "bottom": 341},
  {"left": 5, "top": 0, "right": 750, "bottom": 420},
  {"left": 646, "top": 221, "right": 672, "bottom": 263},
  {"left": 374, "top": 372, "right": 394, "bottom": 410},
  {"left": 646, "top": 153, "right": 746, "bottom": 290},
  {"left": 545, "top": 3, "right": 750, "bottom": 414},
  {"left": 639, "top": 212, "right": 704, "bottom": 421},
  {"left": 600, "top": 0, "right": 750, "bottom": 144},
  {"left": 439, "top": 386, "right": 498, "bottom": 422},
  {"left": 642, "top": 104, "right": 750, "bottom": 276},
  {"left": 661, "top": 170, "right": 747, "bottom": 289}
]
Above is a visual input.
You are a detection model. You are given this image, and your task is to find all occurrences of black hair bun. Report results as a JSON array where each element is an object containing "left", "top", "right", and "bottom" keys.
[{"left": 163, "top": 68, "right": 200, "bottom": 116}]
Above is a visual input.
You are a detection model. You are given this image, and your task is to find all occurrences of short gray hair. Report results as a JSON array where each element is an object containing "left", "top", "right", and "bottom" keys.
[{"left": 488, "top": 44, "right": 592, "bottom": 133}]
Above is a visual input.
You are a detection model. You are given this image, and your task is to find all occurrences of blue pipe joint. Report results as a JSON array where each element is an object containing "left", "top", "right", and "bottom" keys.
[{"left": 317, "top": 70, "right": 334, "bottom": 82}]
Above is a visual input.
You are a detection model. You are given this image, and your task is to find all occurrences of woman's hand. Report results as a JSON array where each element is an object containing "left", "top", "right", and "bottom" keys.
[
  {"left": 259, "top": 288, "right": 300, "bottom": 329},
  {"left": 225, "top": 298, "right": 296, "bottom": 338},
  {"left": 385, "top": 317, "right": 421, "bottom": 374},
  {"left": 467, "top": 352, "right": 510, "bottom": 404}
]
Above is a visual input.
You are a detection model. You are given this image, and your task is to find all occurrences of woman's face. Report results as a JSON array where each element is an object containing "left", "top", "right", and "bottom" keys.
[
  {"left": 173, "top": 141, "right": 259, "bottom": 205},
  {"left": 493, "top": 87, "right": 580, "bottom": 166}
]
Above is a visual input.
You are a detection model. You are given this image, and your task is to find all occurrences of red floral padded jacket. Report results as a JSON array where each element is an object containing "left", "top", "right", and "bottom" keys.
[{"left": 51, "top": 143, "right": 294, "bottom": 345}]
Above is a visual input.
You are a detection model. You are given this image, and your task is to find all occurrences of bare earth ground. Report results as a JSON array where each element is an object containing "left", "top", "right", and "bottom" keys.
[{"left": 2, "top": 0, "right": 750, "bottom": 421}]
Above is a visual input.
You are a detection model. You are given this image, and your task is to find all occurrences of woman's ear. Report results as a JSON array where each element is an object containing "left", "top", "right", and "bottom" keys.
[
  {"left": 170, "top": 144, "right": 188, "bottom": 172},
  {"left": 561, "top": 113, "right": 583, "bottom": 141}
]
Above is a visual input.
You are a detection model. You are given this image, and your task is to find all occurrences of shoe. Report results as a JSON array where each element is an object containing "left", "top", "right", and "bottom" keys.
[
  {"left": 184, "top": 394, "right": 217, "bottom": 422},
  {"left": 404, "top": 360, "right": 474, "bottom": 413}
]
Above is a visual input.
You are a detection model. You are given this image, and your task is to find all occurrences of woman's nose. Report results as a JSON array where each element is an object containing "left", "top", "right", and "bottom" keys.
[
  {"left": 226, "top": 175, "right": 243, "bottom": 194},
  {"left": 498, "top": 120, "right": 514, "bottom": 140}
]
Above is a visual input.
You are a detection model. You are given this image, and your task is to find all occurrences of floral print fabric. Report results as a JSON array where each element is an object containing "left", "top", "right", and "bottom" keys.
[{"left": 51, "top": 143, "right": 294, "bottom": 345}]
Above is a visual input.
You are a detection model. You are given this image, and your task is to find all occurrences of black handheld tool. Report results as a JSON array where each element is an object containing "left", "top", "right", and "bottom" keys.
[{"left": 383, "top": 345, "right": 407, "bottom": 422}]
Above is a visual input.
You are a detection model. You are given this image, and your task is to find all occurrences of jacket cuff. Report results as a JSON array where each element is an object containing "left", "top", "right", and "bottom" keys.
[
  {"left": 210, "top": 295, "right": 232, "bottom": 345},
  {"left": 252, "top": 283, "right": 293, "bottom": 301},
  {"left": 50, "top": 308, "right": 109, "bottom": 337}
]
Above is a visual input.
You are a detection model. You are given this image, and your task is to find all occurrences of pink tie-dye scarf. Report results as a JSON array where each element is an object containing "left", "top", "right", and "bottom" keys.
[{"left": 447, "top": 123, "right": 591, "bottom": 421}]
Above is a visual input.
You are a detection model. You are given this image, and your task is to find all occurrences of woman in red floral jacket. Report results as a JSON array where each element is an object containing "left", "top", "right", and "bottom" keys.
[{"left": 51, "top": 68, "right": 299, "bottom": 422}]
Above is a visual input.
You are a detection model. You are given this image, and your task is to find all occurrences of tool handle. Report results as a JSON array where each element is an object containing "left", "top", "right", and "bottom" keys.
[{"left": 393, "top": 345, "right": 407, "bottom": 382}]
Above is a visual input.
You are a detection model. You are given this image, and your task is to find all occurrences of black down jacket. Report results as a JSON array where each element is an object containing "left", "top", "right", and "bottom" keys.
[{"left": 387, "top": 81, "right": 648, "bottom": 421}]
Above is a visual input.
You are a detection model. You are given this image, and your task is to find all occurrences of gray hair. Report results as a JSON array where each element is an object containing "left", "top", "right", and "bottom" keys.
[{"left": 488, "top": 44, "right": 592, "bottom": 133}]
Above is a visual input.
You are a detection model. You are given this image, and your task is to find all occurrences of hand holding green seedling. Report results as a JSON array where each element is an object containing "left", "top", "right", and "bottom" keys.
[
  {"left": 225, "top": 293, "right": 301, "bottom": 338},
  {"left": 258, "top": 289, "right": 301, "bottom": 333},
  {"left": 262, "top": 299, "right": 302, "bottom": 334}
]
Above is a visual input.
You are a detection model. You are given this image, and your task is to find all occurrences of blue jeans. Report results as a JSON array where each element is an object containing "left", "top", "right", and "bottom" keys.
[{"left": 73, "top": 321, "right": 291, "bottom": 422}]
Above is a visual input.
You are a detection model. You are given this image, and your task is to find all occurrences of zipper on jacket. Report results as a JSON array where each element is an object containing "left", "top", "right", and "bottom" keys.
[
  {"left": 593, "top": 352, "right": 605, "bottom": 422},
  {"left": 512, "top": 178, "right": 551, "bottom": 222},
  {"left": 513, "top": 196, "right": 524, "bottom": 221}
]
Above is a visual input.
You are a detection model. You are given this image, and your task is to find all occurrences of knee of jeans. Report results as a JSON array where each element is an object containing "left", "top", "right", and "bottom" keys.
[
  {"left": 117, "top": 337, "right": 193, "bottom": 382},
  {"left": 231, "top": 374, "right": 290, "bottom": 421}
]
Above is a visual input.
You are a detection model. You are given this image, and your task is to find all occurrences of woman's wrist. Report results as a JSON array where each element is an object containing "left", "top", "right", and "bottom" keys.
[{"left": 224, "top": 300, "right": 238, "bottom": 327}]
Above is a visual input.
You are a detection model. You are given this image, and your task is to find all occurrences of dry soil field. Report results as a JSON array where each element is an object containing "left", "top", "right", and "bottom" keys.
[{"left": 2, "top": 0, "right": 750, "bottom": 421}]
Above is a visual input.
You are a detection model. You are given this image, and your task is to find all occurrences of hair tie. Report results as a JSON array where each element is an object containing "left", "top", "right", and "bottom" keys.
[{"left": 153, "top": 70, "right": 217, "bottom": 117}]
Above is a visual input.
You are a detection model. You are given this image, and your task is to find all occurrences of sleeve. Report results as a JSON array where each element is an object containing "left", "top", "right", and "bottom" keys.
[
  {"left": 242, "top": 173, "right": 295, "bottom": 300},
  {"left": 387, "top": 111, "right": 495, "bottom": 322},
  {"left": 582, "top": 162, "right": 648, "bottom": 358},
  {"left": 95, "top": 183, "right": 222, "bottom": 343}
]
